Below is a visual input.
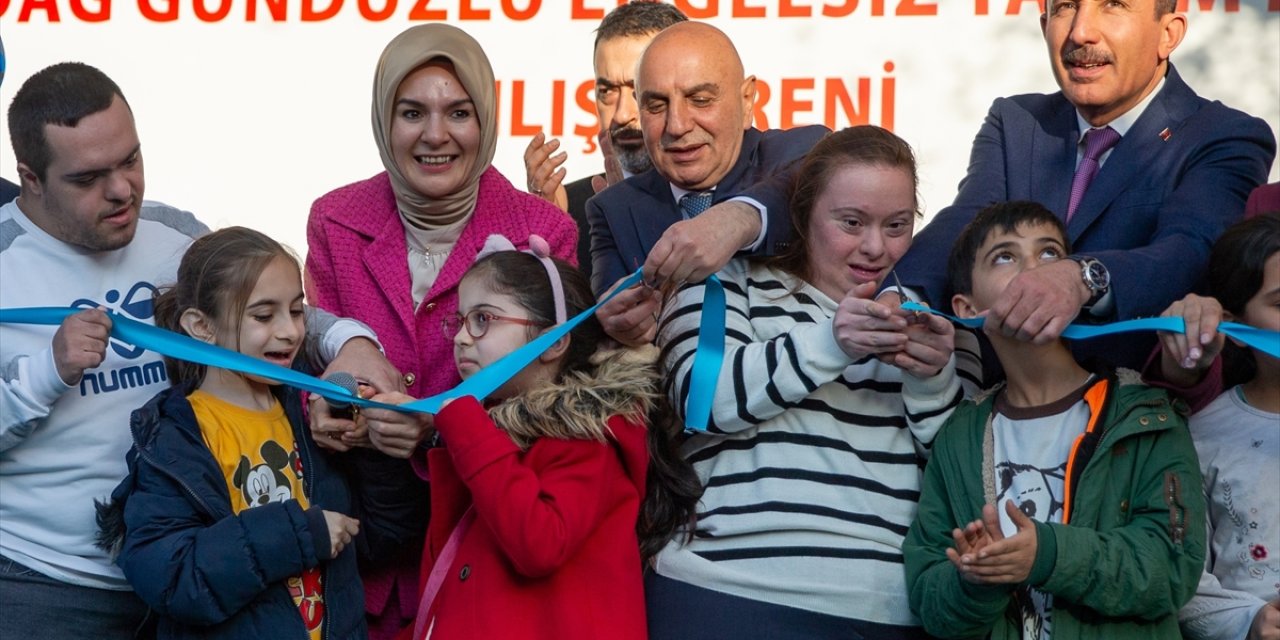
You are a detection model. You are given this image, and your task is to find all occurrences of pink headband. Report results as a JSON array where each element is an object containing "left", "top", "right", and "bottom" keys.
[{"left": 475, "top": 234, "right": 567, "bottom": 325}]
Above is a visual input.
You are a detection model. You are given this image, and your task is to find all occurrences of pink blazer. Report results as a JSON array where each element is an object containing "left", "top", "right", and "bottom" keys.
[{"left": 305, "top": 167, "right": 578, "bottom": 629}]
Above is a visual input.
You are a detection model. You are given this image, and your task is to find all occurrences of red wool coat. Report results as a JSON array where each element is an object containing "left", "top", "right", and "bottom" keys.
[{"left": 410, "top": 395, "right": 649, "bottom": 640}]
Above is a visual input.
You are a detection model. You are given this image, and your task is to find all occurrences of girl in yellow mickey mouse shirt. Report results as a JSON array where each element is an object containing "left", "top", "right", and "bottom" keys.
[{"left": 98, "top": 228, "right": 366, "bottom": 639}]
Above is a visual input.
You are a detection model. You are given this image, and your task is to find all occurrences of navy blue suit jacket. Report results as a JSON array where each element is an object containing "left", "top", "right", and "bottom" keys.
[
  {"left": 586, "top": 126, "right": 829, "bottom": 296},
  {"left": 0, "top": 178, "right": 18, "bottom": 205},
  {"left": 895, "top": 65, "right": 1275, "bottom": 369}
]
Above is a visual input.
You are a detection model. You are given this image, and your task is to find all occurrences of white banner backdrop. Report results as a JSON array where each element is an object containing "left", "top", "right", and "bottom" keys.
[{"left": 1, "top": 0, "right": 1276, "bottom": 257}]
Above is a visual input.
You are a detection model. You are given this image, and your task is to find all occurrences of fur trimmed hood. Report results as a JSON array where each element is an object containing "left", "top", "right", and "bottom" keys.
[{"left": 488, "top": 345, "right": 661, "bottom": 450}]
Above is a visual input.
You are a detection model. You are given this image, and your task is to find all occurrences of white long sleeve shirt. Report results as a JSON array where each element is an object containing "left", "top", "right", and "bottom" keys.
[
  {"left": 1180, "top": 388, "right": 1280, "bottom": 640},
  {"left": 654, "top": 259, "right": 979, "bottom": 625},
  {"left": 1, "top": 199, "right": 206, "bottom": 588}
]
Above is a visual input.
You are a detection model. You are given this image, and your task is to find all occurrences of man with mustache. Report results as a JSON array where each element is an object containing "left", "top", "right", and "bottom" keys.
[
  {"left": 884, "top": 0, "right": 1274, "bottom": 372},
  {"left": 523, "top": 0, "right": 688, "bottom": 284},
  {"left": 585, "top": 21, "right": 828, "bottom": 345}
]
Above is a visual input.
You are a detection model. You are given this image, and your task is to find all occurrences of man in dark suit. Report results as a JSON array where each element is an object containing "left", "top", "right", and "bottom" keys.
[
  {"left": 587, "top": 21, "right": 827, "bottom": 343},
  {"left": 887, "top": 0, "right": 1275, "bottom": 370},
  {"left": 523, "top": 1, "right": 688, "bottom": 284}
]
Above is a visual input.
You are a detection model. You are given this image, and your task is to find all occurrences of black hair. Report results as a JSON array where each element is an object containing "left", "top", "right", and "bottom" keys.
[
  {"left": 594, "top": 0, "right": 688, "bottom": 49},
  {"left": 1208, "top": 212, "right": 1280, "bottom": 317},
  {"left": 1207, "top": 212, "right": 1280, "bottom": 388},
  {"left": 152, "top": 227, "right": 301, "bottom": 386},
  {"left": 638, "top": 402, "right": 701, "bottom": 563},
  {"left": 8, "top": 62, "right": 129, "bottom": 182},
  {"left": 947, "top": 200, "right": 1070, "bottom": 298},
  {"left": 771, "top": 125, "right": 920, "bottom": 283},
  {"left": 463, "top": 251, "right": 603, "bottom": 379}
]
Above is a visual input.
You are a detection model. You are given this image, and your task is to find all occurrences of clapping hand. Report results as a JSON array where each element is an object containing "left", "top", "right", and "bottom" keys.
[
  {"left": 590, "top": 128, "right": 625, "bottom": 194},
  {"left": 947, "top": 516, "right": 996, "bottom": 581},
  {"left": 953, "top": 501, "right": 1039, "bottom": 585},
  {"left": 523, "top": 132, "right": 569, "bottom": 212}
]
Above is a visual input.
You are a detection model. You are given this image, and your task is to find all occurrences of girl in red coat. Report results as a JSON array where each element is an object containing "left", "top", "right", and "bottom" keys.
[{"left": 366, "top": 234, "right": 697, "bottom": 640}]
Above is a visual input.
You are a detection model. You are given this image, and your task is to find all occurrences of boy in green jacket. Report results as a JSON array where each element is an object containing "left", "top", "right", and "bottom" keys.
[{"left": 903, "top": 201, "right": 1206, "bottom": 639}]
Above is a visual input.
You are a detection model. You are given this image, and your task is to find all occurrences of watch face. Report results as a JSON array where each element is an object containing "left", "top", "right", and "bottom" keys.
[{"left": 1086, "top": 260, "right": 1110, "bottom": 290}]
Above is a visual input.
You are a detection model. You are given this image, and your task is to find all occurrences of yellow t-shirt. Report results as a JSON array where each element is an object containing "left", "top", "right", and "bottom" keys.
[{"left": 189, "top": 390, "right": 325, "bottom": 639}]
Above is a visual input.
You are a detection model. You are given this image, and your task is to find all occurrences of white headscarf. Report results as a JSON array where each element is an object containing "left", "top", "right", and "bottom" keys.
[{"left": 371, "top": 24, "right": 498, "bottom": 228}]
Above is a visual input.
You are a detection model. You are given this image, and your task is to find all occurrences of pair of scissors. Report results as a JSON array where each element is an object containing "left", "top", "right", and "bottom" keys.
[{"left": 890, "top": 270, "right": 921, "bottom": 321}]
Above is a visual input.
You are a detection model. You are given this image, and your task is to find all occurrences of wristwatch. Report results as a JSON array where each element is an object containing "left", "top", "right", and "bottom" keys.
[{"left": 1069, "top": 256, "right": 1110, "bottom": 308}]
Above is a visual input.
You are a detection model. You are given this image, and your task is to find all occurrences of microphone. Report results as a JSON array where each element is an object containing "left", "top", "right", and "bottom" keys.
[{"left": 323, "top": 372, "right": 360, "bottom": 420}]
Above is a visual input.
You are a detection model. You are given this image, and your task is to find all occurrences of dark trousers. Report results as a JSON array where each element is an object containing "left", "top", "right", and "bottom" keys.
[
  {"left": 0, "top": 555, "right": 153, "bottom": 640},
  {"left": 645, "top": 572, "right": 933, "bottom": 640}
]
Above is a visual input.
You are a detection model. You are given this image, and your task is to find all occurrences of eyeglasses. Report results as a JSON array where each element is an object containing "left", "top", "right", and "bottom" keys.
[{"left": 442, "top": 310, "right": 541, "bottom": 339}]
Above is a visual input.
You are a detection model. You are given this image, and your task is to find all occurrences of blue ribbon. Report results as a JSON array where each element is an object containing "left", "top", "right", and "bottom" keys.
[
  {"left": 0, "top": 306, "right": 411, "bottom": 413},
  {"left": 1, "top": 269, "right": 644, "bottom": 415},
  {"left": 8, "top": 276, "right": 1270, "bottom": 428},
  {"left": 400, "top": 269, "right": 644, "bottom": 414},
  {"left": 683, "top": 275, "right": 725, "bottom": 432},
  {"left": 901, "top": 301, "right": 1280, "bottom": 358}
]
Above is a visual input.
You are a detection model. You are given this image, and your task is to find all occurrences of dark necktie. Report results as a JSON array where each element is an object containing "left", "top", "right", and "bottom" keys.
[
  {"left": 1066, "top": 126, "right": 1121, "bottom": 221},
  {"left": 679, "top": 191, "right": 714, "bottom": 218}
]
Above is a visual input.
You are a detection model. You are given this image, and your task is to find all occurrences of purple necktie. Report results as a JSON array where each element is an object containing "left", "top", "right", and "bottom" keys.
[{"left": 1066, "top": 126, "right": 1121, "bottom": 221}]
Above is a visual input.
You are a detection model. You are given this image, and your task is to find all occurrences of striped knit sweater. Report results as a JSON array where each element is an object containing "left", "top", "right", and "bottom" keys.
[{"left": 654, "top": 259, "right": 979, "bottom": 626}]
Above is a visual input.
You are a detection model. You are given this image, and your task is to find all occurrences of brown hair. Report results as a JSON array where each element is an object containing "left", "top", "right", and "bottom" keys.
[
  {"left": 152, "top": 227, "right": 300, "bottom": 386},
  {"left": 769, "top": 125, "right": 920, "bottom": 283}
]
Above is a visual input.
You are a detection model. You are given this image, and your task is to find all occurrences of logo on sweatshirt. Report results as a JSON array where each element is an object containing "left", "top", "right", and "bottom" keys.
[
  {"left": 74, "top": 280, "right": 168, "bottom": 398},
  {"left": 71, "top": 281, "right": 159, "bottom": 360}
]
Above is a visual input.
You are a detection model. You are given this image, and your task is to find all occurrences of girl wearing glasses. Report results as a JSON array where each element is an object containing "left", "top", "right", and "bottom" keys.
[{"left": 362, "top": 234, "right": 698, "bottom": 640}]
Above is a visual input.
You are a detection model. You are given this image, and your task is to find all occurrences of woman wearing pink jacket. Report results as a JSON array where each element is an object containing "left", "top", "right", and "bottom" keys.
[{"left": 304, "top": 24, "right": 577, "bottom": 639}]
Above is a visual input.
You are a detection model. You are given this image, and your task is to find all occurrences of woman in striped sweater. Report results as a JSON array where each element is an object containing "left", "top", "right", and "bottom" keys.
[{"left": 651, "top": 126, "right": 981, "bottom": 639}]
